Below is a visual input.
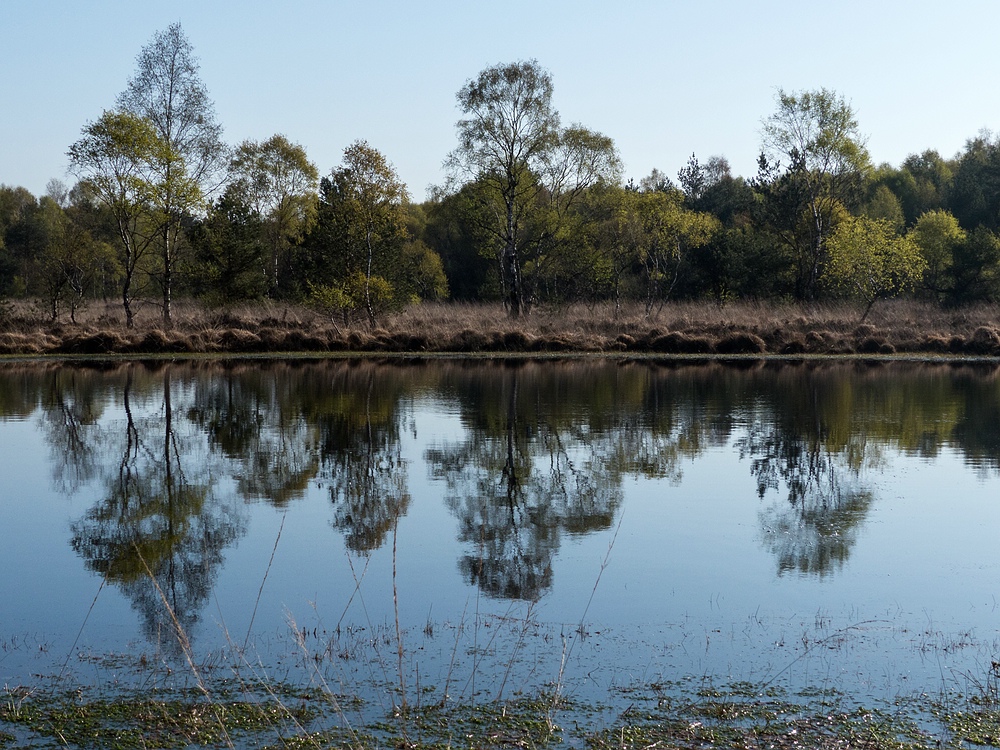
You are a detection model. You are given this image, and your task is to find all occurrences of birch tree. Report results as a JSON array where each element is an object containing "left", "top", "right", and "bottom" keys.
[
  {"left": 118, "top": 23, "right": 226, "bottom": 324},
  {"left": 68, "top": 111, "right": 177, "bottom": 327},
  {"left": 229, "top": 134, "right": 319, "bottom": 297},
  {"left": 312, "top": 141, "right": 408, "bottom": 327},
  {"left": 824, "top": 216, "right": 925, "bottom": 321},
  {"left": 761, "top": 88, "right": 870, "bottom": 299},
  {"left": 449, "top": 60, "right": 619, "bottom": 317}
]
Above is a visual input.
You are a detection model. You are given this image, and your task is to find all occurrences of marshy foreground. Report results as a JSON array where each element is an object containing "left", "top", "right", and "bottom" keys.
[{"left": 7, "top": 668, "right": 1000, "bottom": 749}]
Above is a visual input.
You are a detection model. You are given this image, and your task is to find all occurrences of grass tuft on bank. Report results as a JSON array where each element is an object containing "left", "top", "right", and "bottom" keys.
[{"left": 6, "top": 299, "right": 1000, "bottom": 357}]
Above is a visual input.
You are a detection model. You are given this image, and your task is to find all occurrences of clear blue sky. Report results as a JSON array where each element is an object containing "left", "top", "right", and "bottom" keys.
[{"left": 3, "top": 0, "right": 1000, "bottom": 200}]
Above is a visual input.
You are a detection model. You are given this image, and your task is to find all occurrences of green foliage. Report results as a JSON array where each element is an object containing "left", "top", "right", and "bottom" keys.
[
  {"left": 824, "top": 215, "right": 926, "bottom": 320},
  {"left": 450, "top": 59, "right": 557, "bottom": 317},
  {"left": 188, "top": 186, "right": 267, "bottom": 304},
  {"left": 910, "top": 209, "right": 965, "bottom": 299},
  {"left": 0, "top": 186, "right": 40, "bottom": 296},
  {"left": 875, "top": 150, "right": 953, "bottom": 227},
  {"left": 950, "top": 226, "right": 1000, "bottom": 304},
  {"left": 307, "top": 280, "right": 352, "bottom": 317},
  {"left": 951, "top": 132, "right": 1000, "bottom": 230},
  {"left": 762, "top": 88, "right": 870, "bottom": 178},
  {"left": 571, "top": 184, "right": 631, "bottom": 305},
  {"left": 398, "top": 239, "right": 449, "bottom": 302},
  {"left": 68, "top": 110, "right": 176, "bottom": 326},
  {"left": 759, "top": 88, "right": 871, "bottom": 299},
  {"left": 26, "top": 196, "right": 120, "bottom": 321},
  {"left": 863, "top": 183, "right": 905, "bottom": 230},
  {"left": 449, "top": 59, "right": 620, "bottom": 316},
  {"left": 625, "top": 186, "right": 720, "bottom": 310},
  {"left": 423, "top": 182, "right": 501, "bottom": 301},
  {"left": 18, "top": 57, "right": 1000, "bottom": 313},
  {"left": 68, "top": 111, "right": 168, "bottom": 210},
  {"left": 308, "top": 272, "right": 396, "bottom": 325},
  {"left": 229, "top": 134, "right": 319, "bottom": 297},
  {"left": 672, "top": 159, "right": 785, "bottom": 301},
  {"left": 117, "top": 23, "right": 224, "bottom": 323},
  {"left": 306, "top": 140, "right": 408, "bottom": 326}
]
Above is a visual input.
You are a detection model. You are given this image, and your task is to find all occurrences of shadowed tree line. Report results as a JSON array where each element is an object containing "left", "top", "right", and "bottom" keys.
[
  {"left": 6, "top": 29, "right": 1000, "bottom": 328},
  {"left": 10, "top": 359, "right": 1000, "bottom": 629}
]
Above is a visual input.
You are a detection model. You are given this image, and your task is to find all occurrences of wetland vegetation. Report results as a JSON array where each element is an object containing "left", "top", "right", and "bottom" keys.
[
  {"left": 5, "top": 298, "right": 1000, "bottom": 357},
  {"left": 9, "top": 672, "right": 1000, "bottom": 749}
]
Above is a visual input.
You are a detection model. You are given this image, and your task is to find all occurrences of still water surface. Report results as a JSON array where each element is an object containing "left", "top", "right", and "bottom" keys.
[{"left": 2, "top": 358, "right": 1000, "bottom": 708}]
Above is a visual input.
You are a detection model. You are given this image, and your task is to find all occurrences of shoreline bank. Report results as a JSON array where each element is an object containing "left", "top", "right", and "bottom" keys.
[{"left": 6, "top": 299, "right": 1000, "bottom": 359}]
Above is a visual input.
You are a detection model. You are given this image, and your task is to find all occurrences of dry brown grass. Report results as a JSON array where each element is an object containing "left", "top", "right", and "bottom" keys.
[{"left": 5, "top": 298, "right": 1000, "bottom": 357}]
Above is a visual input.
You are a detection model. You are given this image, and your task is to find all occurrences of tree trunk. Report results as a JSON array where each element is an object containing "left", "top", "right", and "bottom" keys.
[
  {"left": 859, "top": 296, "right": 877, "bottom": 323},
  {"left": 162, "top": 246, "right": 172, "bottom": 325},
  {"left": 123, "top": 281, "right": 135, "bottom": 328},
  {"left": 504, "top": 196, "right": 522, "bottom": 318},
  {"left": 807, "top": 200, "right": 825, "bottom": 300},
  {"left": 364, "top": 228, "right": 377, "bottom": 328},
  {"left": 504, "top": 241, "right": 522, "bottom": 319},
  {"left": 162, "top": 164, "right": 174, "bottom": 325}
]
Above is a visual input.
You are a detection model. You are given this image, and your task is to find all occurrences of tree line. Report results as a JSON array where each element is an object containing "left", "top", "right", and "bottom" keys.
[{"left": 2, "top": 24, "right": 1000, "bottom": 326}]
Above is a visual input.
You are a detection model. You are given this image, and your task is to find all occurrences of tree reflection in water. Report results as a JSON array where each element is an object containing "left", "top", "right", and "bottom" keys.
[
  {"left": 16, "top": 357, "right": 1000, "bottom": 651},
  {"left": 69, "top": 365, "right": 246, "bottom": 655},
  {"left": 737, "top": 369, "right": 878, "bottom": 576},
  {"left": 427, "top": 364, "right": 625, "bottom": 600},
  {"left": 39, "top": 366, "right": 106, "bottom": 494},
  {"left": 188, "top": 367, "right": 319, "bottom": 506},
  {"left": 189, "top": 361, "right": 412, "bottom": 553},
  {"left": 312, "top": 365, "right": 411, "bottom": 553},
  {"left": 742, "top": 421, "right": 875, "bottom": 576}
]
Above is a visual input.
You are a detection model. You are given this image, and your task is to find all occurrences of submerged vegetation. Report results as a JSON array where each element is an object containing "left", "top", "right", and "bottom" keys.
[{"left": 8, "top": 669, "right": 1000, "bottom": 748}]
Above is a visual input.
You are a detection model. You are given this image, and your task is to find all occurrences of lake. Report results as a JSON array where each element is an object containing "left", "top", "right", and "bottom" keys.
[{"left": 3, "top": 357, "right": 1000, "bottom": 722}]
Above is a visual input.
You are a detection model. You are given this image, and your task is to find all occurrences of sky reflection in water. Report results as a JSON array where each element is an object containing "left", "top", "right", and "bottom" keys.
[{"left": 2, "top": 358, "right": 999, "bottom": 704}]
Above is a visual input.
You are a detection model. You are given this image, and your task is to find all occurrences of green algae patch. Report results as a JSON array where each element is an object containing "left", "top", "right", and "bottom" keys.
[
  {"left": 943, "top": 707, "right": 1000, "bottom": 747},
  {"left": 376, "top": 695, "right": 567, "bottom": 750},
  {"left": 0, "top": 683, "right": 568, "bottom": 750},
  {"left": 586, "top": 706, "right": 931, "bottom": 750},
  {"left": 0, "top": 688, "right": 321, "bottom": 749},
  {"left": 586, "top": 683, "right": 934, "bottom": 750},
  {"left": 10, "top": 678, "right": 1000, "bottom": 749}
]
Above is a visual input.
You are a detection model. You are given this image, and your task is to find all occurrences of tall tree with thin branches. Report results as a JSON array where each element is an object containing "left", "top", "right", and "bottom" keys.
[
  {"left": 760, "top": 88, "right": 870, "bottom": 299},
  {"left": 449, "top": 60, "right": 619, "bottom": 317},
  {"left": 118, "top": 23, "right": 226, "bottom": 325},
  {"left": 68, "top": 111, "right": 183, "bottom": 327}
]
